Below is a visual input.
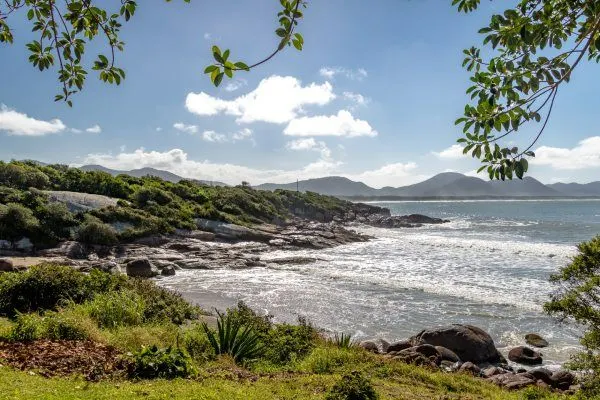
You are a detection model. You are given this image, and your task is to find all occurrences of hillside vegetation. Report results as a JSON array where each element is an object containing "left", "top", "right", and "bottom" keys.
[{"left": 0, "top": 161, "right": 361, "bottom": 249}]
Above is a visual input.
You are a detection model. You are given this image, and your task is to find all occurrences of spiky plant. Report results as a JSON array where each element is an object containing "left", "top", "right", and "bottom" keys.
[
  {"left": 202, "top": 310, "right": 263, "bottom": 363},
  {"left": 332, "top": 332, "right": 355, "bottom": 349}
]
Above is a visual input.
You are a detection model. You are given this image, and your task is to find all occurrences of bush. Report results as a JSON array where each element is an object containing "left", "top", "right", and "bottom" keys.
[
  {"left": 332, "top": 333, "right": 355, "bottom": 349},
  {"left": 300, "top": 347, "right": 362, "bottom": 374},
  {"left": 123, "top": 279, "right": 200, "bottom": 325},
  {"left": 133, "top": 187, "right": 173, "bottom": 207},
  {"left": 128, "top": 345, "right": 192, "bottom": 379},
  {"left": 81, "top": 290, "right": 145, "bottom": 329},
  {"left": 325, "top": 371, "right": 378, "bottom": 400},
  {"left": 545, "top": 236, "right": 600, "bottom": 395},
  {"left": 42, "top": 311, "right": 93, "bottom": 341},
  {"left": 0, "top": 265, "right": 124, "bottom": 317},
  {"left": 226, "top": 301, "right": 272, "bottom": 339},
  {"left": 0, "top": 202, "right": 40, "bottom": 244},
  {"left": 8, "top": 313, "right": 42, "bottom": 341},
  {"left": 76, "top": 216, "right": 118, "bottom": 245},
  {"left": 265, "top": 318, "right": 318, "bottom": 364}
]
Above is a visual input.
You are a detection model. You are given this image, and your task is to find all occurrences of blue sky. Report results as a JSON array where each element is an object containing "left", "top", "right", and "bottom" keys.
[{"left": 1, "top": 0, "right": 599, "bottom": 186}]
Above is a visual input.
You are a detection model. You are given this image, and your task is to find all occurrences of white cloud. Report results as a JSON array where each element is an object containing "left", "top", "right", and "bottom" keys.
[
  {"left": 232, "top": 128, "right": 253, "bottom": 141},
  {"left": 432, "top": 144, "right": 465, "bottom": 159},
  {"left": 347, "top": 162, "right": 425, "bottom": 188},
  {"left": 86, "top": 124, "right": 102, "bottom": 134},
  {"left": 70, "top": 128, "right": 82, "bottom": 134},
  {"left": 173, "top": 122, "right": 198, "bottom": 134},
  {"left": 203, "top": 33, "right": 211, "bottom": 40},
  {"left": 319, "top": 67, "right": 367, "bottom": 81},
  {"left": 343, "top": 92, "right": 370, "bottom": 107},
  {"left": 185, "top": 75, "right": 335, "bottom": 124},
  {"left": 202, "top": 130, "right": 228, "bottom": 143},
  {"left": 0, "top": 104, "right": 66, "bottom": 136},
  {"left": 284, "top": 110, "right": 377, "bottom": 138},
  {"left": 531, "top": 136, "right": 600, "bottom": 170},
  {"left": 286, "top": 138, "right": 331, "bottom": 160},
  {"left": 224, "top": 79, "right": 247, "bottom": 92}
]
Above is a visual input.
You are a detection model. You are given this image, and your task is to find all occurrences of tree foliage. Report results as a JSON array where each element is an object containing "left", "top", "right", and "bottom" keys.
[
  {"left": 0, "top": 0, "right": 304, "bottom": 104},
  {"left": 545, "top": 236, "right": 600, "bottom": 395},
  {"left": 453, "top": 0, "right": 600, "bottom": 180}
]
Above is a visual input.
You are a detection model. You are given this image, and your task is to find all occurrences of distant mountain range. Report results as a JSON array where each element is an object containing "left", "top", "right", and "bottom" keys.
[
  {"left": 255, "top": 172, "right": 600, "bottom": 198},
  {"left": 79, "top": 165, "right": 228, "bottom": 187}
]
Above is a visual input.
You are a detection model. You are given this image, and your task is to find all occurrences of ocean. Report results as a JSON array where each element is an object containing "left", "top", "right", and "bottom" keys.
[{"left": 159, "top": 199, "right": 600, "bottom": 367}]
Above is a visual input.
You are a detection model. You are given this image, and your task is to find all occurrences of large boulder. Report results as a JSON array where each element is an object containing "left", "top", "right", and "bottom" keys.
[
  {"left": 508, "top": 346, "right": 543, "bottom": 366},
  {"left": 387, "top": 340, "right": 412, "bottom": 353},
  {"left": 0, "top": 258, "right": 15, "bottom": 272},
  {"left": 487, "top": 372, "right": 536, "bottom": 390},
  {"left": 550, "top": 370, "right": 576, "bottom": 390},
  {"left": 125, "top": 258, "right": 159, "bottom": 278},
  {"left": 525, "top": 333, "right": 549, "bottom": 348},
  {"left": 410, "top": 324, "right": 504, "bottom": 364}
]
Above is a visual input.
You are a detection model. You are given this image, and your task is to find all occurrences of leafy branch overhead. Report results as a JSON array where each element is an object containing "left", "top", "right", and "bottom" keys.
[
  {"left": 453, "top": 0, "right": 600, "bottom": 180},
  {"left": 203, "top": 0, "right": 306, "bottom": 87}
]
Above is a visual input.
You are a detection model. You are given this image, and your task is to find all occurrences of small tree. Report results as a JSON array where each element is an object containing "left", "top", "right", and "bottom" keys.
[
  {"left": 76, "top": 216, "right": 118, "bottom": 246},
  {"left": 545, "top": 236, "right": 600, "bottom": 395}
]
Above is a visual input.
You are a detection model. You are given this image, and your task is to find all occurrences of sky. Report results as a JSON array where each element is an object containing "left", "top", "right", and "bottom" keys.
[{"left": 1, "top": 0, "right": 599, "bottom": 187}]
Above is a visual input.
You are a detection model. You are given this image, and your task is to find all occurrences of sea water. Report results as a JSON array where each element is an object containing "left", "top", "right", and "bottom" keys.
[{"left": 160, "top": 199, "right": 600, "bottom": 366}]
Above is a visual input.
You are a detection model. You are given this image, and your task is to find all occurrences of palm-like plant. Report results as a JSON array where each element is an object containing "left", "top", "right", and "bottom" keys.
[
  {"left": 201, "top": 310, "right": 263, "bottom": 363},
  {"left": 332, "top": 332, "right": 355, "bottom": 349}
]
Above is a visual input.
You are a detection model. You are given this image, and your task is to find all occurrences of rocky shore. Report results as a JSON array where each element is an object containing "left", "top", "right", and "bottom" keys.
[{"left": 359, "top": 324, "right": 577, "bottom": 393}]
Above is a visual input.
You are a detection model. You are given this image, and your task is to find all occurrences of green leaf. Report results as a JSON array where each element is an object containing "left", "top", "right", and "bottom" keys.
[
  {"left": 234, "top": 62, "right": 250, "bottom": 71},
  {"left": 214, "top": 72, "right": 224, "bottom": 87},
  {"left": 204, "top": 65, "right": 218, "bottom": 74}
]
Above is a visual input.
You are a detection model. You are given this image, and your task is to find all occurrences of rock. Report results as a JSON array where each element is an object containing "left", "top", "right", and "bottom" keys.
[
  {"left": 459, "top": 361, "right": 481, "bottom": 376},
  {"left": 125, "top": 258, "right": 159, "bottom": 278},
  {"left": 525, "top": 333, "right": 549, "bottom": 348},
  {"left": 195, "top": 218, "right": 274, "bottom": 242},
  {"left": 508, "top": 346, "right": 543, "bottom": 365},
  {"left": 411, "top": 324, "right": 504, "bottom": 364},
  {"left": 550, "top": 369, "right": 576, "bottom": 390},
  {"left": 160, "top": 265, "right": 176, "bottom": 276},
  {"left": 365, "top": 214, "right": 449, "bottom": 228},
  {"left": 487, "top": 372, "right": 536, "bottom": 390},
  {"left": 0, "top": 258, "right": 15, "bottom": 272},
  {"left": 375, "top": 338, "right": 390, "bottom": 354},
  {"left": 401, "top": 344, "right": 441, "bottom": 364},
  {"left": 268, "top": 256, "right": 320, "bottom": 265},
  {"left": 387, "top": 340, "right": 412, "bottom": 353},
  {"left": 435, "top": 346, "right": 461, "bottom": 363},
  {"left": 529, "top": 367, "right": 553, "bottom": 385},
  {"left": 482, "top": 366, "right": 505, "bottom": 378},
  {"left": 359, "top": 341, "right": 379, "bottom": 353}
]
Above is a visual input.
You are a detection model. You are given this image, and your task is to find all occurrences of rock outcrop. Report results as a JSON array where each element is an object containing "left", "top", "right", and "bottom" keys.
[
  {"left": 508, "top": 346, "right": 543, "bottom": 365},
  {"left": 125, "top": 258, "right": 159, "bottom": 278},
  {"left": 525, "top": 333, "right": 549, "bottom": 348}
]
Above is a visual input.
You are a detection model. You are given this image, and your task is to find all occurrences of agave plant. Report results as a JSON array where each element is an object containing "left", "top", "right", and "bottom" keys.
[
  {"left": 332, "top": 332, "right": 355, "bottom": 349},
  {"left": 202, "top": 310, "right": 263, "bottom": 363}
]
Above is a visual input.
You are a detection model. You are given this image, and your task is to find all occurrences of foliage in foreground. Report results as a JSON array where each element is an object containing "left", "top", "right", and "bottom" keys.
[
  {"left": 202, "top": 310, "right": 264, "bottom": 363},
  {"left": 545, "top": 235, "right": 600, "bottom": 396},
  {"left": 325, "top": 371, "right": 378, "bottom": 400},
  {"left": 128, "top": 345, "right": 193, "bottom": 380}
]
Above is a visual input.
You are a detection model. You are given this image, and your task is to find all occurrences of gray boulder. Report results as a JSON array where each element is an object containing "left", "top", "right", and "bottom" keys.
[
  {"left": 411, "top": 324, "right": 504, "bottom": 364},
  {"left": 387, "top": 340, "right": 412, "bottom": 353},
  {"left": 359, "top": 341, "right": 379, "bottom": 353},
  {"left": 435, "top": 346, "right": 461, "bottom": 363},
  {"left": 459, "top": 361, "right": 481, "bottom": 376},
  {"left": 550, "top": 369, "right": 576, "bottom": 390},
  {"left": 487, "top": 372, "right": 536, "bottom": 390},
  {"left": 160, "top": 265, "right": 176, "bottom": 276},
  {"left": 508, "top": 346, "right": 543, "bottom": 365},
  {"left": 126, "top": 258, "right": 159, "bottom": 278}
]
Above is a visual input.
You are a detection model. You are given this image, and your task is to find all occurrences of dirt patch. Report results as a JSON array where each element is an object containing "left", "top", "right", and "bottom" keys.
[{"left": 0, "top": 340, "right": 129, "bottom": 380}]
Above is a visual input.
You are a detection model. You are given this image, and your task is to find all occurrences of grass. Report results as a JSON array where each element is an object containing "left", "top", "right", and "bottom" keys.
[{"left": 0, "top": 358, "right": 573, "bottom": 400}]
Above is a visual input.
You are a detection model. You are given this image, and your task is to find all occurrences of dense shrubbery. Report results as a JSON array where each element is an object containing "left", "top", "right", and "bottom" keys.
[
  {"left": 128, "top": 345, "right": 193, "bottom": 380},
  {"left": 0, "top": 161, "right": 361, "bottom": 248}
]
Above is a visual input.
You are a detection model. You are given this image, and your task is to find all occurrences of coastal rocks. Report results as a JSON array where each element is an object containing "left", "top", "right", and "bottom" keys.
[
  {"left": 195, "top": 218, "right": 274, "bottom": 242},
  {"left": 550, "top": 370, "right": 576, "bottom": 390},
  {"left": 125, "top": 258, "right": 159, "bottom": 278},
  {"left": 362, "top": 214, "right": 450, "bottom": 228},
  {"left": 360, "top": 339, "right": 390, "bottom": 354},
  {"left": 410, "top": 324, "right": 504, "bottom": 364},
  {"left": 387, "top": 340, "right": 412, "bottom": 352},
  {"left": 435, "top": 346, "right": 461, "bottom": 363},
  {"left": 487, "top": 372, "right": 537, "bottom": 390},
  {"left": 508, "top": 346, "right": 543, "bottom": 365},
  {"left": 459, "top": 362, "right": 481, "bottom": 376},
  {"left": 0, "top": 258, "right": 15, "bottom": 272},
  {"left": 160, "top": 265, "right": 176, "bottom": 276},
  {"left": 525, "top": 333, "right": 549, "bottom": 348}
]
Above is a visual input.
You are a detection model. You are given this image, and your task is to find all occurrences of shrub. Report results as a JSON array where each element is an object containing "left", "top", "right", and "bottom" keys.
[
  {"left": 325, "top": 371, "right": 378, "bottom": 400},
  {"left": 8, "top": 313, "right": 42, "bottom": 341},
  {"left": 183, "top": 325, "right": 215, "bottom": 363},
  {"left": 128, "top": 345, "right": 192, "bottom": 379},
  {"left": 123, "top": 279, "right": 200, "bottom": 325},
  {"left": 0, "top": 202, "right": 40, "bottom": 244},
  {"left": 332, "top": 333, "right": 355, "bottom": 349},
  {"left": 37, "top": 202, "right": 77, "bottom": 240},
  {"left": 545, "top": 236, "right": 600, "bottom": 395},
  {"left": 42, "top": 310, "right": 92, "bottom": 341},
  {"left": 81, "top": 290, "right": 145, "bottom": 329},
  {"left": 265, "top": 318, "right": 318, "bottom": 364},
  {"left": 0, "top": 265, "right": 91, "bottom": 317},
  {"left": 202, "top": 310, "right": 264, "bottom": 364},
  {"left": 133, "top": 187, "right": 173, "bottom": 207},
  {"left": 76, "top": 216, "right": 118, "bottom": 245},
  {"left": 226, "top": 301, "right": 272, "bottom": 339}
]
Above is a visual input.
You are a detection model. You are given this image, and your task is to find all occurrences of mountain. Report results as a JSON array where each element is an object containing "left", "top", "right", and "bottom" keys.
[
  {"left": 256, "top": 176, "right": 377, "bottom": 197},
  {"left": 256, "top": 172, "right": 598, "bottom": 198},
  {"left": 79, "top": 165, "right": 228, "bottom": 186},
  {"left": 548, "top": 182, "right": 600, "bottom": 196}
]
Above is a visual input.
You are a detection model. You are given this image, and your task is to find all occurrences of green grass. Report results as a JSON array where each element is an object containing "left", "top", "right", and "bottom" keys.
[{"left": 0, "top": 358, "right": 573, "bottom": 400}]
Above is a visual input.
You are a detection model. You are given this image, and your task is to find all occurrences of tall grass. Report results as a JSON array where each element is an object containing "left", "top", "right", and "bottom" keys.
[{"left": 202, "top": 310, "right": 263, "bottom": 363}]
